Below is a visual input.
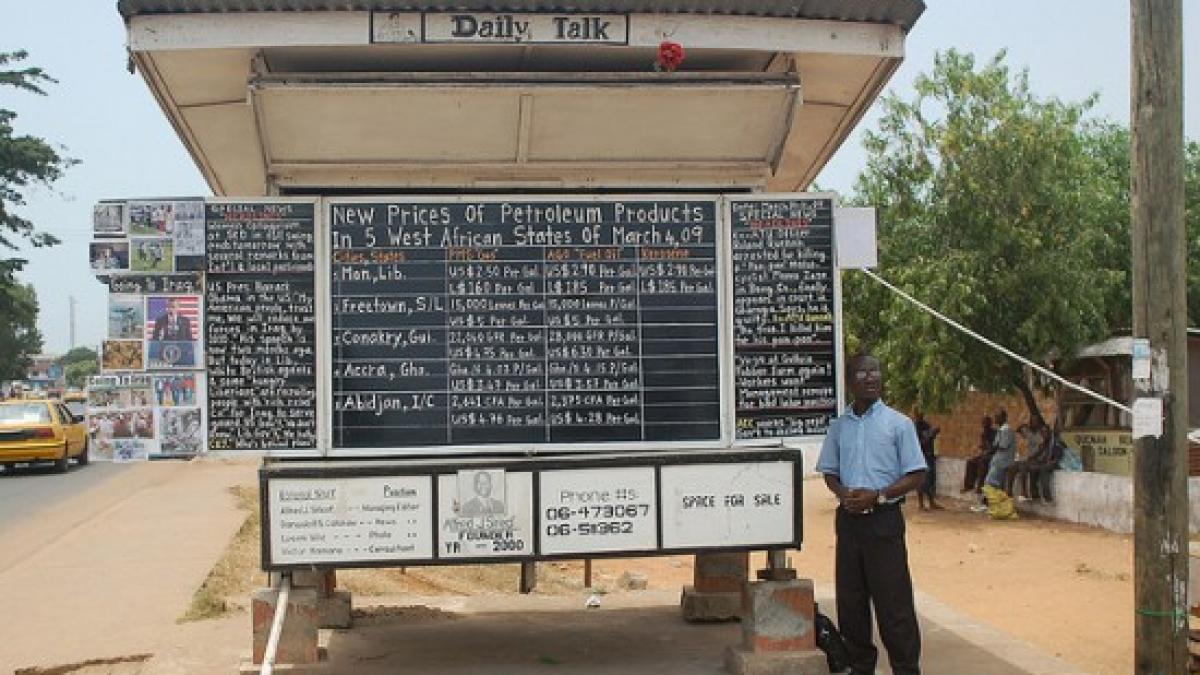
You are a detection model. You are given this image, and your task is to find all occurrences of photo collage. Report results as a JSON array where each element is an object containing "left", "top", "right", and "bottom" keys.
[
  {"left": 89, "top": 199, "right": 205, "bottom": 274},
  {"left": 89, "top": 198, "right": 208, "bottom": 461}
]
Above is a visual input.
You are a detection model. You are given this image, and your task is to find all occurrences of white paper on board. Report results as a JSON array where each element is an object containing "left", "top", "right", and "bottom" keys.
[
  {"left": 834, "top": 207, "right": 877, "bottom": 269},
  {"left": 1131, "top": 397, "right": 1163, "bottom": 439},
  {"left": 1131, "top": 338, "right": 1151, "bottom": 381}
]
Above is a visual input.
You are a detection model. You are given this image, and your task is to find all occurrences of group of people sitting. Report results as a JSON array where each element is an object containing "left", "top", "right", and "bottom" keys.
[{"left": 961, "top": 409, "right": 1066, "bottom": 506}]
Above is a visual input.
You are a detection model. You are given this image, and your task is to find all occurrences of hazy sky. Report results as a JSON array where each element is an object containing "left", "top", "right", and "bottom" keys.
[{"left": 1, "top": 2, "right": 1197, "bottom": 355}]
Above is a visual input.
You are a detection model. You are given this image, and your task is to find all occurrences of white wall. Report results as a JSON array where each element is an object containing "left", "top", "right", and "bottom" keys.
[{"left": 934, "top": 456, "right": 1200, "bottom": 535}]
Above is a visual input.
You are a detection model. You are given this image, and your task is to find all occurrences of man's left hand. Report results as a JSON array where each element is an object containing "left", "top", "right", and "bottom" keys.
[{"left": 842, "top": 489, "right": 878, "bottom": 514}]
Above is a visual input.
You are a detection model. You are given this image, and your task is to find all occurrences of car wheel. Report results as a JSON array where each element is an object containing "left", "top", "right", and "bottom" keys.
[
  {"left": 53, "top": 444, "right": 70, "bottom": 473},
  {"left": 77, "top": 439, "right": 90, "bottom": 466}
]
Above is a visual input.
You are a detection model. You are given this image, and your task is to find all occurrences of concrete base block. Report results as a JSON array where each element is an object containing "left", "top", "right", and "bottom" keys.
[
  {"left": 251, "top": 587, "right": 321, "bottom": 665},
  {"left": 681, "top": 585, "right": 743, "bottom": 622},
  {"left": 740, "top": 579, "right": 816, "bottom": 651},
  {"left": 724, "top": 646, "right": 827, "bottom": 675},
  {"left": 319, "top": 589, "right": 353, "bottom": 629}
]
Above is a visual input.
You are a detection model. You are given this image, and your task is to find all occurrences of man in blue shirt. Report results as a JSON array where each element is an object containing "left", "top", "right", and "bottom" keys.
[{"left": 817, "top": 354, "right": 927, "bottom": 675}]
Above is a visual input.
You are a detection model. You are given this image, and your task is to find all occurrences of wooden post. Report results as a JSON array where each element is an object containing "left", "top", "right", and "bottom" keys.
[
  {"left": 1130, "top": 0, "right": 1188, "bottom": 672},
  {"left": 519, "top": 561, "right": 537, "bottom": 594},
  {"left": 584, "top": 559, "right": 592, "bottom": 588}
]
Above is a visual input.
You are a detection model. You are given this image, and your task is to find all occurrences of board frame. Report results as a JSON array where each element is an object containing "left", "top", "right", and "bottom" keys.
[
  {"left": 259, "top": 447, "right": 803, "bottom": 571},
  {"left": 724, "top": 192, "right": 844, "bottom": 447},
  {"left": 321, "top": 194, "right": 733, "bottom": 458},
  {"left": 195, "top": 192, "right": 841, "bottom": 458}
]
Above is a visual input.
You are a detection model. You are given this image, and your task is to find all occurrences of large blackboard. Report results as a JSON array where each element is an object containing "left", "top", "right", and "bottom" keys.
[
  {"left": 329, "top": 199, "right": 721, "bottom": 448},
  {"left": 731, "top": 197, "right": 838, "bottom": 439},
  {"left": 206, "top": 202, "right": 318, "bottom": 450}
]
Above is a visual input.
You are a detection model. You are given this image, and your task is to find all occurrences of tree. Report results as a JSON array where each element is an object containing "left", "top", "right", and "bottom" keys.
[
  {"left": 0, "top": 282, "right": 43, "bottom": 382},
  {"left": 844, "top": 50, "right": 1112, "bottom": 422},
  {"left": 59, "top": 347, "right": 98, "bottom": 389},
  {"left": 0, "top": 51, "right": 72, "bottom": 385},
  {"left": 1, "top": 50, "right": 73, "bottom": 272}
]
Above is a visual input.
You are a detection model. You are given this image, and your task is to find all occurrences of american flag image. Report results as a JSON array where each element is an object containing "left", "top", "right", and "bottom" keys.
[{"left": 144, "top": 295, "right": 201, "bottom": 341}]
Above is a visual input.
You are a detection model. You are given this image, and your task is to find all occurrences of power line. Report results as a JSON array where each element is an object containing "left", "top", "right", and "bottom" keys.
[{"left": 858, "top": 268, "right": 1133, "bottom": 414}]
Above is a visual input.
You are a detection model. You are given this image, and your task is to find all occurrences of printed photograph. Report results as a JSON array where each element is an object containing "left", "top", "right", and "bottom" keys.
[
  {"left": 144, "top": 295, "right": 201, "bottom": 369},
  {"left": 102, "top": 339, "right": 144, "bottom": 372},
  {"left": 154, "top": 374, "right": 198, "bottom": 407},
  {"left": 128, "top": 201, "right": 174, "bottom": 236},
  {"left": 107, "top": 295, "right": 145, "bottom": 339},
  {"left": 130, "top": 238, "right": 175, "bottom": 273},
  {"left": 159, "top": 407, "right": 203, "bottom": 456},
  {"left": 90, "top": 241, "right": 130, "bottom": 272},
  {"left": 129, "top": 386, "right": 154, "bottom": 407},
  {"left": 87, "top": 386, "right": 130, "bottom": 409},
  {"left": 173, "top": 220, "right": 205, "bottom": 271},
  {"left": 458, "top": 469, "right": 507, "bottom": 517},
  {"left": 93, "top": 202, "right": 127, "bottom": 237},
  {"left": 86, "top": 415, "right": 116, "bottom": 462},
  {"left": 113, "top": 439, "right": 151, "bottom": 463}
]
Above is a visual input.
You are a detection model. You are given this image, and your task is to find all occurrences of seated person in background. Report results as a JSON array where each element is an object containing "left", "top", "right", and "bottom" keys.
[
  {"left": 984, "top": 409, "right": 1017, "bottom": 493},
  {"left": 1004, "top": 418, "right": 1045, "bottom": 498},
  {"left": 913, "top": 410, "right": 943, "bottom": 510},
  {"left": 1028, "top": 425, "right": 1065, "bottom": 503},
  {"left": 962, "top": 415, "right": 997, "bottom": 493}
]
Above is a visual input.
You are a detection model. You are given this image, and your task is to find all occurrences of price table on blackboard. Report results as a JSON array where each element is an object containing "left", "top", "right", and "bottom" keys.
[{"left": 329, "top": 199, "right": 722, "bottom": 449}]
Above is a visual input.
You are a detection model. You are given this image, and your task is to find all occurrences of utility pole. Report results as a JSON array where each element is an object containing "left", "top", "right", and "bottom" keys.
[
  {"left": 68, "top": 295, "right": 77, "bottom": 349},
  {"left": 1130, "top": 0, "right": 1187, "bottom": 672}
]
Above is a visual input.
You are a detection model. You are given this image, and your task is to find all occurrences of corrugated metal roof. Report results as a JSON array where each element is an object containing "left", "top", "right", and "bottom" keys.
[{"left": 116, "top": 0, "right": 925, "bottom": 31}]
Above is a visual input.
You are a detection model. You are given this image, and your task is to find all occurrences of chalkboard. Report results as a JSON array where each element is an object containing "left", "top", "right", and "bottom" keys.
[
  {"left": 206, "top": 203, "right": 315, "bottom": 275},
  {"left": 206, "top": 202, "right": 318, "bottom": 450},
  {"left": 329, "top": 199, "right": 721, "bottom": 449},
  {"left": 730, "top": 197, "right": 838, "bottom": 439}
]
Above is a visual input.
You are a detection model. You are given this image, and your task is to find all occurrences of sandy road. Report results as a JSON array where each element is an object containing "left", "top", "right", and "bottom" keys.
[{"left": 0, "top": 459, "right": 256, "bottom": 673}]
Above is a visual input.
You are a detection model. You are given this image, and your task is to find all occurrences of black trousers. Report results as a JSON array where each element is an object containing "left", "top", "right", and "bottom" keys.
[{"left": 835, "top": 505, "right": 921, "bottom": 675}]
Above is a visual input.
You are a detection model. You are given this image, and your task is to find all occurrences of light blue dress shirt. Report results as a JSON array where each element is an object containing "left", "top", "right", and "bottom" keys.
[{"left": 816, "top": 400, "right": 928, "bottom": 491}]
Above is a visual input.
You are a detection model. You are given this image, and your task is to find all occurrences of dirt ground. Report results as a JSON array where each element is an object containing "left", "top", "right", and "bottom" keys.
[{"left": 190, "top": 478, "right": 1133, "bottom": 675}]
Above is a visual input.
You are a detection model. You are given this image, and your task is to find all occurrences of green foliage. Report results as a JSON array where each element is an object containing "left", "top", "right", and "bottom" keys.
[
  {"left": 845, "top": 50, "right": 1110, "bottom": 414},
  {"left": 0, "top": 50, "right": 74, "bottom": 276},
  {"left": 0, "top": 50, "right": 72, "bottom": 385},
  {"left": 0, "top": 282, "right": 43, "bottom": 382},
  {"left": 64, "top": 360, "right": 98, "bottom": 389},
  {"left": 60, "top": 347, "right": 99, "bottom": 388},
  {"left": 59, "top": 346, "right": 98, "bottom": 366}
]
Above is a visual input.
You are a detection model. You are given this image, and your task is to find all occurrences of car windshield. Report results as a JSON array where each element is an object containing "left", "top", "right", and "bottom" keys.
[
  {"left": 65, "top": 401, "right": 86, "bottom": 418},
  {"left": 0, "top": 403, "right": 52, "bottom": 424}
]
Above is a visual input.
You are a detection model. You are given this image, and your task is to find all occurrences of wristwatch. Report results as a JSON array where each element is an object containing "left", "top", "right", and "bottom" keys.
[{"left": 876, "top": 491, "right": 889, "bottom": 506}]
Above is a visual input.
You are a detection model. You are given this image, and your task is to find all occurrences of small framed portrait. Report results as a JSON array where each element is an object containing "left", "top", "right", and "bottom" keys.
[
  {"left": 130, "top": 238, "right": 175, "bottom": 273},
  {"left": 101, "top": 339, "right": 144, "bottom": 372},
  {"left": 93, "top": 202, "right": 128, "bottom": 237},
  {"left": 457, "top": 469, "right": 507, "bottom": 517},
  {"left": 90, "top": 241, "right": 130, "bottom": 272},
  {"left": 107, "top": 295, "right": 145, "bottom": 340},
  {"left": 144, "top": 295, "right": 201, "bottom": 369},
  {"left": 128, "top": 201, "right": 174, "bottom": 236}
]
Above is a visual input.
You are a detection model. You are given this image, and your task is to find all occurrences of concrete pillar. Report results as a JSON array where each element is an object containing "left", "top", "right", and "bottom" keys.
[
  {"left": 724, "top": 578, "right": 826, "bottom": 675},
  {"left": 291, "top": 568, "right": 352, "bottom": 629},
  {"left": 681, "top": 552, "right": 748, "bottom": 622}
]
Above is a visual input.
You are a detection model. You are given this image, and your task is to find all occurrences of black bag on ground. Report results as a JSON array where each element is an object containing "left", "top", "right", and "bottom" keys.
[{"left": 814, "top": 606, "right": 852, "bottom": 673}]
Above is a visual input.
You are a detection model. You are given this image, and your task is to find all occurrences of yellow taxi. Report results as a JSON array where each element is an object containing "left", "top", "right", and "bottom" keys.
[{"left": 0, "top": 399, "right": 89, "bottom": 471}]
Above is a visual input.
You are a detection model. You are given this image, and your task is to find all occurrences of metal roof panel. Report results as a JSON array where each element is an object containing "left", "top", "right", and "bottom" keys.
[{"left": 117, "top": 0, "right": 925, "bottom": 31}]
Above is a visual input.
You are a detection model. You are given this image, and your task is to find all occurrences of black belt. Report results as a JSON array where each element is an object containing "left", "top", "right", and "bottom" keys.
[{"left": 841, "top": 497, "right": 904, "bottom": 515}]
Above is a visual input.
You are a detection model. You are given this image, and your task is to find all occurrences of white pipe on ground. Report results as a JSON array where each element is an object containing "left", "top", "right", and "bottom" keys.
[{"left": 261, "top": 574, "right": 291, "bottom": 675}]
